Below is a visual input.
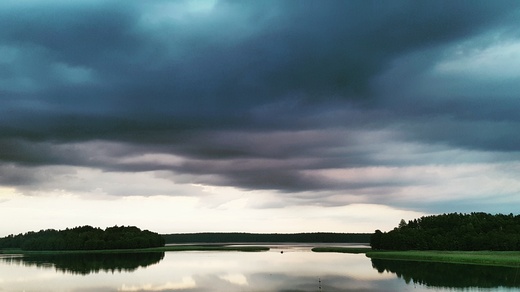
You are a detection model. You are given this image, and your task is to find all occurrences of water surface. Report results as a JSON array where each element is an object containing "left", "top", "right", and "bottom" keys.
[{"left": 1, "top": 244, "right": 519, "bottom": 291}]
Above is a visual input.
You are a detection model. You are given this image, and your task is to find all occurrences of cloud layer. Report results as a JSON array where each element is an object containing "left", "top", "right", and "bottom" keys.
[{"left": 1, "top": 1, "right": 520, "bottom": 233}]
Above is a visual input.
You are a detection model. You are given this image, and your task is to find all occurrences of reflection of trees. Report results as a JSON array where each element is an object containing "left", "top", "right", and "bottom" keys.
[
  {"left": 371, "top": 258, "right": 520, "bottom": 288},
  {"left": 1, "top": 252, "right": 164, "bottom": 275}
]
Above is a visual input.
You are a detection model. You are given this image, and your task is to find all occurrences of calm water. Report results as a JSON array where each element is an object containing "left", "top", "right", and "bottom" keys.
[{"left": 1, "top": 244, "right": 519, "bottom": 291}]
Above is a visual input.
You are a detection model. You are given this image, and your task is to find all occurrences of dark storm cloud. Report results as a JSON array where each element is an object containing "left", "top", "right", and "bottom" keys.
[
  {"left": 1, "top": 0, "right": 520, "bottom": 196},
  {"left": 2, "top": 0, "right": 516, "bottom": 128}
]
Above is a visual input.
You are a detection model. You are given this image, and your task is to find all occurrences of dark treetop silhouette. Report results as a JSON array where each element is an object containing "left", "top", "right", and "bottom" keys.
[{"left": 0, "top": 225, "right": 164, "bottom": 251}]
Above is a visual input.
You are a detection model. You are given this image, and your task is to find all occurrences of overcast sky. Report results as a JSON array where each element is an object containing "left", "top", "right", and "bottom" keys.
[{"left": 1, "top": 0, "right": 520, "bottom": 236}]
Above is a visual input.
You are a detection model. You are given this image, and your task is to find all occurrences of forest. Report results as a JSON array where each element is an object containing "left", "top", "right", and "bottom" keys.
[
  {"left": 371, "top": 212, "right": 520, "bottom": 251},
  {"left": 0, "top": 225, "right": 165, "bottom": 251},
  {"left": 162, "top": 232, "right": 371, "bottom": 243}
]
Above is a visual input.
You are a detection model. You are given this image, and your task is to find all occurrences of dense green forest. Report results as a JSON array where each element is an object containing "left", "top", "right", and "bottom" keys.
[
  {"left": 162, "top": 232, "right": 371, "bottom": 244},
  {"left": 371, "top": 212, "right": 520, "bottom": 251},
  {"left": 0, "top": 226, "right": 164, "bottom": 251}
]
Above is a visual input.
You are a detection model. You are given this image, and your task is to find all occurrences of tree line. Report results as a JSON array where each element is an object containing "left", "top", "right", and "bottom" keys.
[
  {"left": 0, "top": 225, "right": 165, "bottom": 251},
  {"left": 371, "top": 212, "right": 520, "bottom": 250},
  {"left": 163, "top": 232, "right": 371, "bottom": 244}
]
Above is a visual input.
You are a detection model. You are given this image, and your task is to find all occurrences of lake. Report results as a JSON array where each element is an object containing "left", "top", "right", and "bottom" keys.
[{"left": 1, "top": 244, "right": 519, "bottom": 291}]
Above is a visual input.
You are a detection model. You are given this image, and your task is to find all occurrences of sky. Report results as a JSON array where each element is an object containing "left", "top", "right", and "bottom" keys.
[{"left": 1, "top": 0, "right": 520, "bottom": 236}]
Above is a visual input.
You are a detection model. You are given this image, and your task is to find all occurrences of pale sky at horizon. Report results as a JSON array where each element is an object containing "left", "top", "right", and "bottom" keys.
[{"left": 1, "top": 0, "right": 520, "bottom": 237}]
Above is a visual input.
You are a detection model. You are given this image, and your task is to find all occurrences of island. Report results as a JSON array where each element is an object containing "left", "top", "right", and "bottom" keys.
[{"left": 0, "top": 225, "right": 165, "bottom": 251}]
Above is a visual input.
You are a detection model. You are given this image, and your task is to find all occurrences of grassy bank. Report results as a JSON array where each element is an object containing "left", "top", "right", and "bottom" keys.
[
  {"left": 366, "top": 250, "right": 520, "bottom": 268},
  {"left": 0, "top": 245, "right": 269, "bottom": 255},
  {"left": 312, "top": 247, "right": 372, "bottom": 254}
]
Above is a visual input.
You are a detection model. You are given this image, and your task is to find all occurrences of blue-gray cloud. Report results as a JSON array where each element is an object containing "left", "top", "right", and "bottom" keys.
[{"left": 1, "top": 0, "right": 520, "bottom": 208}]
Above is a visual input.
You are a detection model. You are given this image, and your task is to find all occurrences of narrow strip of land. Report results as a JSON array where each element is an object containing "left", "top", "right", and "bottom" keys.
[
  {"left": 156, "top": 245, "right": 269, "bottom": 252},
  {"left": 311, "top": 247, "right": 372, "bottom": 253}
]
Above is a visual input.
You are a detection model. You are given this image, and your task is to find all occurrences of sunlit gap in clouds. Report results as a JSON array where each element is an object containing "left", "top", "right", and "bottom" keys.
[{"left": 0, "top": 180, "right": 425, "bottom": 236}]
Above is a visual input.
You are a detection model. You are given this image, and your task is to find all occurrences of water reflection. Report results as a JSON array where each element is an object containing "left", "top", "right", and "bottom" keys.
[
  {"left": 115, "top": 248, "right": 404, "bottom": 292},
  {"left": 1, "top": 252, "right": 164, "bottom": 275},
  {"left": 2, "top": 247, "right": 519, "bottom": 291},
  {"left": 371, "top": 258, "right": 520, "bottom": 289}
]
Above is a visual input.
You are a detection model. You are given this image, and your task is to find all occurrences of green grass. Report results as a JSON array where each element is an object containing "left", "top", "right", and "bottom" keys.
[
  {"left": 312, "top": 247, "right": 372, "bottom": 254},
  {"left": 366, "top": 250, "right": 520, "bottom": 268},
  {"left": 0, "top": 245, "right": 269, "bottom": 255}
]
